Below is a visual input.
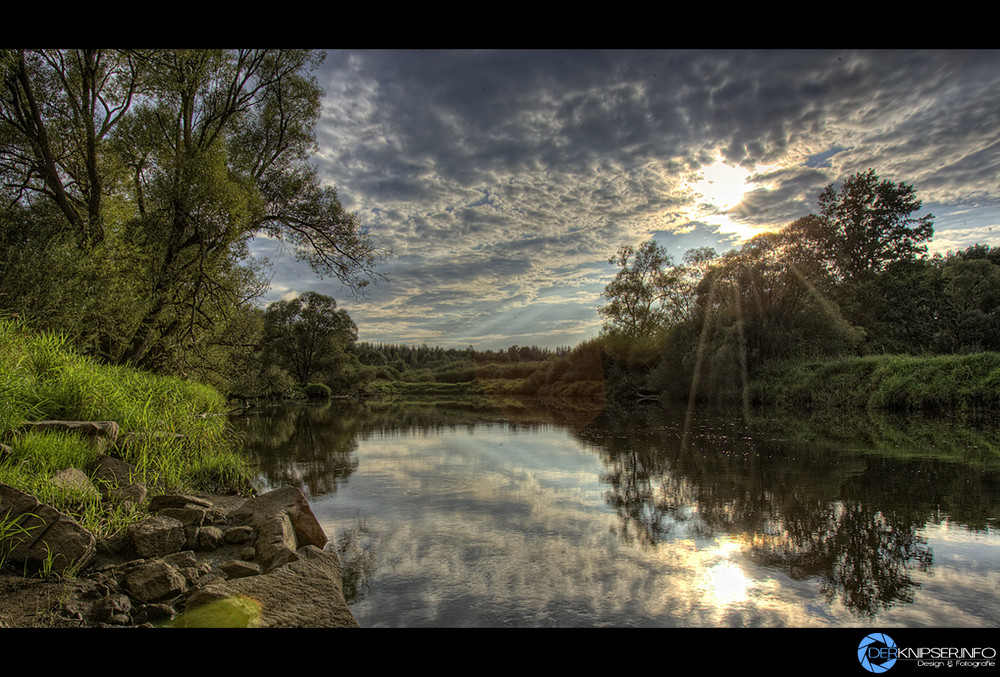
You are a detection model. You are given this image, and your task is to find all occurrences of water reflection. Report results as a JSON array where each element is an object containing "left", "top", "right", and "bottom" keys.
[{"left": 230, "top": 400, "right": 1000, "bottom": 626}]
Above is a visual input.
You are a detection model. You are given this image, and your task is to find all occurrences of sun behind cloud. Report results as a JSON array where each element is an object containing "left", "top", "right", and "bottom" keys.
[{"left": 684, "top": 157, "right": 780, "bottom": 241}]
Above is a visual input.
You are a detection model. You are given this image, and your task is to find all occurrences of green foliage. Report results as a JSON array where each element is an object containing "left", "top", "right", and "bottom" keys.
[
  {"left": 608, "top": 170, "right": 1000, "bottom": 409},
  {"left": 0, "top": 49, "right": 386, "bottom": 383},
  {"left": 513, "top": 340, "right": 607, "bottom": 399},
  {"left": 811, "top": 169, "right": 935, "bottom": 285},
  {"left": 0, "top": 317, "right": 253, "bottom": 535},
  {"left": 261, "top": 292, "right": 357, "bottom": 388},
  {"left": 750, "top": 353, "right": 1000, "bottom": 414},
  {"left": 303, "top": 382, "right": 332, "bottom": 399},
  {"left": 598, "top": 241, "right": 715, "bottom": 341}
]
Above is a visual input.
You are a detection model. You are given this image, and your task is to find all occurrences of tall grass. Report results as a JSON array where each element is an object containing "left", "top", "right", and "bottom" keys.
[{"left": 0, "top": 316, "right": 253, "bottom": 537}]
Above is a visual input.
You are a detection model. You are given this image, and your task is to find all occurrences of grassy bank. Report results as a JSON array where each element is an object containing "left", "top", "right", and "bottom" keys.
[
  {"left": 0, "top": 317, "right": 253, "bottom": 538},
  {"left": 749, "top": 352, "right": 1000, "bottom": 414}
]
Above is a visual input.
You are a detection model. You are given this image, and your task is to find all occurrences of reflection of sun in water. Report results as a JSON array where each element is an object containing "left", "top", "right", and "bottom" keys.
[
  {"left": 684, "top": 156, "right": 776, "bottom": 241},
  {"left": 701, "top": 536, "right": 750, "bottom": 606}
]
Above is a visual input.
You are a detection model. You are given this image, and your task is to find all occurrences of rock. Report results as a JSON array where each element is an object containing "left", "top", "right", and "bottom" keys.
[
  {"left": 1, "top": 482, "right": 359, "bottom": 628},
  {"left": 255, "top": 513, "right": 300, "bottom": 572},
  {"left": 197, "top": 526, "right": 224, "bottom": 551},
  {"left": 123, "top": 559, "right": 187, "bottom": 603},
  {"left": 91, "top": 455, "right": 147, "bottom": 508},
  {"left": 105, "top": 482, "right": 148, "bottom": 508},
  {"left": 171, "top": 589, "right": 262, "bottom": 628},
  {"left": 220, "top": 560, "right": 260, "bottom": 579},
  {"left": 90, "top": 455, "right": 136, "bottom": 485},
  {"left": 157, "top": 507, "right": 207, "bottom": 527},
  {"left": 233, "top": 486, "right": 327, "bottom": 549},
  {"left": 180, "top": 546, "right": 358, "bottom": 627},
  {"left": 50, "top": 468, "right": 100, "bottom": 503},
  {"left": 138, "top": 603, "right": 175, "bottom": 623},
  {"left": 224, "top": 525, "right": 254, "bottom": 544},
  {"left": 128, "top": 515, "right": 186, "bottom": 558},
  {"left": 90, "top": 592, "right": 132, "bottom": 623},
  {"left": 0, "top": 483, "right": 96, "bottom": 575},
  {"left": 148, "top": 494, "right": 213, "bottom": 511},
  {"left": 163, "top": 550, "right": 198, "bottom": 569},
  {"left": 231, "top": 486, "right": 327, "bottom": 572}
]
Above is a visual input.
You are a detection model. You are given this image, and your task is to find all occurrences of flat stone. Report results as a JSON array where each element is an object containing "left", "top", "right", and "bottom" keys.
[
  {"left": 220, "top": 560, "right": 261, "bottom": 579},
  {"left": 148, "top": 494, "right": 214, "bottom": 511},
  {"left": 179, "top": 546, "right": 358, "bottom": 627},
  {"left": 0, "top": 483, "right": 96, "bottom": 575}
]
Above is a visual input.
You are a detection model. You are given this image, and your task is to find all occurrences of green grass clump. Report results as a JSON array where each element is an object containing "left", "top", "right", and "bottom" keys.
[{"left": 0, "top": 316, "right": 254, "bottom": 539}]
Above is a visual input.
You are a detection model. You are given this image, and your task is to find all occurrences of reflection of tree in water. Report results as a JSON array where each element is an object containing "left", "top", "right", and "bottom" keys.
[
  {"left": 748, "top": 503, "right": 932, "bottom": 617},
  {"left": 233, "top": 402, "right": 361, "bottom": 497},
  {"left": 586, "top": 405, "right": 998, "bottom": 617},
  {"left": 231, "top": 399, "right": 998, "bottom": 617},
  {"left": 334, "top": 513, "right": 378, "bottom": 605},
  {"left": 601, "top": 445, "right": 703, "bottom": 547}
]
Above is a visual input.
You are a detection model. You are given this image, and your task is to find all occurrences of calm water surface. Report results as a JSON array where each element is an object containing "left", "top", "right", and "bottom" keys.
[{"left": 231, "top": 400, "right": 1000, "bottom": 628}]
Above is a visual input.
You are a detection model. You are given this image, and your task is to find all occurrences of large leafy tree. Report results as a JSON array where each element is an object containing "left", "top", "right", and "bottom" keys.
[
  {"left": 809, "top": 169, "right": 934, "bottom": 285},
  {"left": 0, "top": 49, "right": 385, "bottom": 376},
  {"left": 599, "top": 240, "right": 712, "bottom": 341},
  {"left": 790, "top": 169, "right": 934, "bottom": 334},
  {"left": 261, "top": 292, "right": 357, "bottom": 387}
]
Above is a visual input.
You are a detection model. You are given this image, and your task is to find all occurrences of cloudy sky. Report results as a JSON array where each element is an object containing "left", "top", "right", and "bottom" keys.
[{"left": 252, "top": 49, "right": 1000, "bottom": 350}]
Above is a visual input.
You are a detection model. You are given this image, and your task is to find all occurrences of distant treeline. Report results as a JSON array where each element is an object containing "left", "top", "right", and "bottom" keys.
[{"left": 355, "top": 342, "right": 570, "bottom": 371}]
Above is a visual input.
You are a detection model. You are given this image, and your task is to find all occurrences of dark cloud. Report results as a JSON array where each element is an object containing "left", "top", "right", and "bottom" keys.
[{"left": 261, "top": 49, "right": 1000, "bottom": 349}]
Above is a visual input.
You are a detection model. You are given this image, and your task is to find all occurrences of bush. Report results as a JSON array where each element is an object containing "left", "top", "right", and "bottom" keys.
[{"left": 303, "top": 382, "right": 332, "bottom": 399}]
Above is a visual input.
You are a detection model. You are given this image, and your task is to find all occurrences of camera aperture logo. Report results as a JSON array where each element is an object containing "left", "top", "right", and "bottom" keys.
[
  {"left": 857, "top": 632, "right": 997, "bottom": 672},
  {"left": 859, "top": 633, "right": 898, "bottom": 673}
]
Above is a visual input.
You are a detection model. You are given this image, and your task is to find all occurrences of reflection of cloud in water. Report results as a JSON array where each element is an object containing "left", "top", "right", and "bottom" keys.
[
  {"left": 312, "top": 427, "right": 869, "bottom": 627},
  {"left": 243, "top": 403, "right": 1000, "bottom": 627}
]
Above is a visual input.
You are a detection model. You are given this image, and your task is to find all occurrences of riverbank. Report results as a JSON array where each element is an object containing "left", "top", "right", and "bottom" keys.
[
  {"left": 747, "top": 352, "right": 1000, "bottom": 415},
  {"left": 0, "top": 317, "right": 254, "bottom": 538},
  {"left": 0, "top": 484, "right": 358, "bottom": 627},
  {"left": 0, "top": 319, "right": 356, "bottom": 627}
]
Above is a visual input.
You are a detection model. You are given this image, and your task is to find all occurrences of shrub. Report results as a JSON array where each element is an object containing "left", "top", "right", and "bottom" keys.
[{"left": 303, "top": 382, "right": 332, "bottom": 399}]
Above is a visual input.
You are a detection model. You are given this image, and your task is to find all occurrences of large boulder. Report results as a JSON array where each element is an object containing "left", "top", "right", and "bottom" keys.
[
  {"left": 0, "top": 483, "right": 96, "bottom": 575},
  {"left": 230, "top": 486, "right": 327, "bottom": 572}
]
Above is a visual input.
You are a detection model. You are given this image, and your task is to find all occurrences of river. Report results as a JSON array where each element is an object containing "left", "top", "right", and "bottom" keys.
[{"left": 229, "top": 398, "right": 1000, "bottom": 628}]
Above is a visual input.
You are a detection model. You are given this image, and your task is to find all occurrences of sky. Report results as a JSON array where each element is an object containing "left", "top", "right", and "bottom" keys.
[{"left": 251, "top": 49, "right": 1000, "bottom": 351}]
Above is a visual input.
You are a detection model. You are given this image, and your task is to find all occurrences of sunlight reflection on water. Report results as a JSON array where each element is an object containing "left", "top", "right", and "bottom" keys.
[{"left": 235, "top": 402, "right": 1000, "bottom": 628}]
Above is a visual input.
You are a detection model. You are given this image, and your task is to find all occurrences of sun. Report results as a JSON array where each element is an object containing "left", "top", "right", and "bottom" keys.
[
  {"left": 690, "top": 160, "right": 754, "bottom": 210},
  {"left": 684, "top": 156, "right": 775, "bottom": 241}
]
